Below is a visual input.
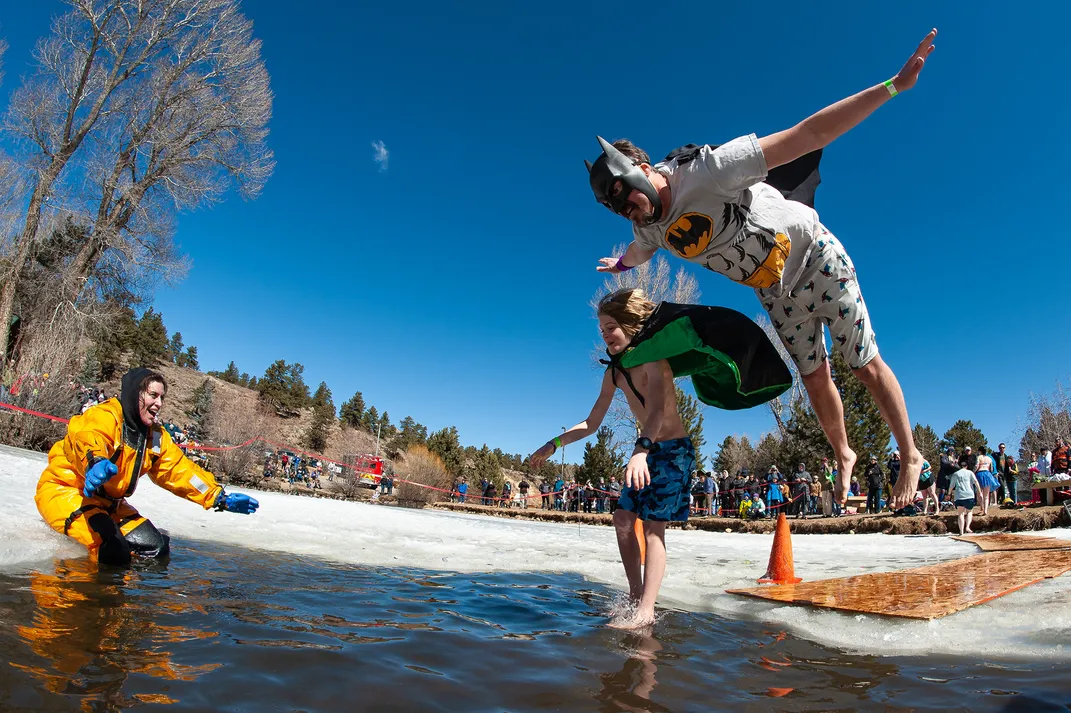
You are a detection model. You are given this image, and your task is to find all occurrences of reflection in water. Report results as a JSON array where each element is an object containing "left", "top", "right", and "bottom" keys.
[
  {"left": 597, "top": 629, "right": 668, "bottom": 713},
  {"left": 11, "top": 557, "right": 219, "bottom": 709},
  {"left": 0, "top": 540, "right": 1067, "bottom": 712}
]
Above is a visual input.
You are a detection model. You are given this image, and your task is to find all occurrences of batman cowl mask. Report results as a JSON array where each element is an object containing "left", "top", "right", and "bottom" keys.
[{"left": 584, "top": 136, "right": 663, "bottom": 222}]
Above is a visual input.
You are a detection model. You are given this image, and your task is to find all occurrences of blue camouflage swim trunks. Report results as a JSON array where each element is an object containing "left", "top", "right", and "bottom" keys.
[{"left": 617, "top": 437, "right": 696, "bottom": 522}]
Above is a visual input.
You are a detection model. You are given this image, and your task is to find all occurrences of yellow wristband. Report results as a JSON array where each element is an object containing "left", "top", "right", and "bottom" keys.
[{"left": 884, "top": 79, "right": 898, "bottom": 97}]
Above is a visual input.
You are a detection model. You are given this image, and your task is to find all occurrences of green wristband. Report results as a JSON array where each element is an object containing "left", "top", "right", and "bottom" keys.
[
  {"left": 553, "top": 436, "right": 563, "bottom": 450},
  {"left": 884, "top": 79, "right": 898, "bottom": 97}
]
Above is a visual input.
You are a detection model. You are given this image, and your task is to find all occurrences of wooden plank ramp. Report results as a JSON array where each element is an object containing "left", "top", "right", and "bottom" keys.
[
  {"left": 950, "top": 533, "right": 1071, "bottom": 551},
  {"left": 727, "top": 548, "right": 1071, "bottom": 620}
]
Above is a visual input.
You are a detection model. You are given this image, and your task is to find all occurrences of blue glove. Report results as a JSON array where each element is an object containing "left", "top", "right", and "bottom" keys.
[
  {"left": 215, "top": 491, "right": 259, "bottom": 515},
  {"left": 83, "top": 458, "right": 118, "bottom": 498}
]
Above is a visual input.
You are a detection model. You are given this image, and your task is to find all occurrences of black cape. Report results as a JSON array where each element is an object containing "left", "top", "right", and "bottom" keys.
[{"left": 663, "top": 145, "right": 822, "bottom": 208}]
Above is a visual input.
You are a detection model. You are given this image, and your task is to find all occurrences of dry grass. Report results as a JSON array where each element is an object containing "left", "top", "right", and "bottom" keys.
[{"left": 394, "top": 445, "right": 451, "bottom": 508}]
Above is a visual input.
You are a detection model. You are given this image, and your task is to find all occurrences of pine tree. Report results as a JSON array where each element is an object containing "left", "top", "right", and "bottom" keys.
[
  {"left": 182, "top": 345, "right": 199, "bottom": 370},
  {"left": 379, "top": 411, "right": 396, "bottom": 438},
  {"left": 575, "top": 426, "right": 624, "bottom": 484},
  {"left": 830, "top": 351, "right": 891, "bottom": 462},
  {"left": 218, "top": 361, "right": 241, "bottom": 384},
  {"left": 912, "top": 423, "right": 940, "bottom": 468},
  {"left": 427, "top": 426, "right": 464, "bottom": 477},
  {"left": 781, "top": 399, "right": 828, "bottom": 472},
  {"left": 131, "top": 308, "right": 169, "bottom": 367},
  {"left": 80, "top": 350, "right": 101, "bottom": 384},
  {"left": 365, "top": 406, "right": 380, "bottom": 433},
  {"left": 385, "top": 416, "right": 427, "bottom": 457},
  {"left": 738, "top": 435, "right": 756, "bottom": 473},
  {"left": 93, "top": 305, "right": 137, "bottom": 379},
  {"left": 675, "top": 384, "right": 706, "bottom": 464},
  {"left": 248, "top": 376, "right": 257, "bottom": 388},
  {"left": 755, "top": 432, "right": 783, "bottom": 474},
  {"left": 713, "top": 435, "right": 738, "bottom": 473},
  {"left": 311, "top": 381, "right": 333, "bottom": 409},
  {"left": 941, "top": 419, "right": 988, "bottom": 454},
  {"left": 302, "top": 382, "right": 335, "bottom": 453},
  {"left": 257, "top": 360, "right": 310, "bottom": 411},
  {"left": 186, "top": 378, "right": 214, "bottom": 441},
  {"left": 339, "top": 391, "right": 366, "bottom": 429},
  {"left": 472, "top": 444, "right": 502, "bottom": 489},
  {"left": 168, "top": 332, "right": 184, "bottom": 363}
]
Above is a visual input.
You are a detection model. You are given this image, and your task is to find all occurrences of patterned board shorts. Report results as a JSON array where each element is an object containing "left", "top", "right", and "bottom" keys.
[
  {"left": 757, "top": 229, "right": 879, "bottom": 377},
  {"left": 617, "top": 437, "right": 696, "bottom": 522}
]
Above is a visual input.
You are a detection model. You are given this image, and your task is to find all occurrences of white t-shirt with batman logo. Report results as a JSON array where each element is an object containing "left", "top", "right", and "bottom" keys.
[{"left": 632, "top": 134, "right": 821, "bottom": 294}]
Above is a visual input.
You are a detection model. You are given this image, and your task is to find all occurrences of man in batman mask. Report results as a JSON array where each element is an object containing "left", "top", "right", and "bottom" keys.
[
  {"left": 35, "top": 367, "right": 259, "bottom": 567},
  {"left": 585, "top": 30, "right": 937, "bottom": 511}
]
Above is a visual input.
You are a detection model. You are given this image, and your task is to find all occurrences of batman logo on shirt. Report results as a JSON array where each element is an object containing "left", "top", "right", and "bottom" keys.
[{"left": 664, "top": 213, "right": 714, "bottom": 259}]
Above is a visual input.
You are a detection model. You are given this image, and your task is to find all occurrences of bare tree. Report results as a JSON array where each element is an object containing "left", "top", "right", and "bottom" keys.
[
  {"left": 0, "top": 0, "right": 274, "bottom": 362},
  {"left": 206, "top": 390, "right": 269, "bottom": 484},
  {"left": 754, "top": 312, "right": 804, "bottom": 437},
  {"left": 589, "top": 244, "right": 702, "bottom": 448},
  {"left": 1018, "top": 380, "right": 1071, "bottom": 458}
]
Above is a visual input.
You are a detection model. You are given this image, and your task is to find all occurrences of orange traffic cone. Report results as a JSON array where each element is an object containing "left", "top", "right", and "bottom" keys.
[
  {"left": 635, "top": 519, "right": 646, "bottom": 566},
  {"left": 758, "top": 512, "right": 802, "bottom": 584}
]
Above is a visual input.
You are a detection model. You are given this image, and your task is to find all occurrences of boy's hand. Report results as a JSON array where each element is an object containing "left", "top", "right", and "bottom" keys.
[
  {"left": 625, "top": 452, "right": 650, "bottom": 489},
  {"left": 597, "top": 257, "right": 623, "bottom": 274},
  {"left": 892, "top": 29, "right": 937, "bottom": 92},
  {"left": 529, "top": 442, "right": 555, "bottom": 469}
]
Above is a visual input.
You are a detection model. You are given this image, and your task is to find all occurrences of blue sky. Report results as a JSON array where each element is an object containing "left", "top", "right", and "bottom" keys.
[{"left": 2, "top": 1, "right": 1068, "bottom": 461}]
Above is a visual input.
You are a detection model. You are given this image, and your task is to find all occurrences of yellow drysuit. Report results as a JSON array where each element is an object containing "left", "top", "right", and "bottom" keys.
[{"left": 35, "top": 398, "right": 223, "bottom": 558}]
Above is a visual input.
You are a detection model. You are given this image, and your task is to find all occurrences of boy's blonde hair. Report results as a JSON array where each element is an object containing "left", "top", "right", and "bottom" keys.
[{"left": 597, "top": 288, "right": 656, "bottom": 340}]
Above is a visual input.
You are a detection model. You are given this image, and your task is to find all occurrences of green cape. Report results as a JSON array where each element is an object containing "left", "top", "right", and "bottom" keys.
[{"left": 607, "top": 302, "right": 791, "bottom": 410}]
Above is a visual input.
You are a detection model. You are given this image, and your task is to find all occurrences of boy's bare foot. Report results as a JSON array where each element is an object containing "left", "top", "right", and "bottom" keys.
[
  {"left": 608, "top": 610, "right": 656, "bottom": 630},
  {"left": 834, "top": 449, "right": 857, "bottom": 504},
  {"left": 890, "top": 449, "right": 924, "bottom": 509}
]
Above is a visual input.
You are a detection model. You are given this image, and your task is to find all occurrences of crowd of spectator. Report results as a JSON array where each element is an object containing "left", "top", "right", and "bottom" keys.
[
  {"left": 262, "top": 450, "right": 323, "bottom": 489},
  {"left": 441, "top": 438, "right": 1071, "bottom": 520}
]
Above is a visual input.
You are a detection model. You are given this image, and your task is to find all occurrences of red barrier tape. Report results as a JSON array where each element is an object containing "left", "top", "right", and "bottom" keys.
[
  {"left": 0, "top": 401, "right": 71, "bottom": 424},
  {"left": 2, "top": 401, "right": 1039, "bottom": 511}
]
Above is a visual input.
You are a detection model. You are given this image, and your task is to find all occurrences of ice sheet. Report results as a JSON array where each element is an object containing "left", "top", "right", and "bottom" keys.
[{"left": 4, "top": 446, "right": 1069, "bottom": 659}]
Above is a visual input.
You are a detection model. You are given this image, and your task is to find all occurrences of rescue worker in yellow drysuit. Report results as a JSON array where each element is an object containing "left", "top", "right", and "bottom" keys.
[{"left": 35, "top": 367, "right": 259, "bottom": 566}]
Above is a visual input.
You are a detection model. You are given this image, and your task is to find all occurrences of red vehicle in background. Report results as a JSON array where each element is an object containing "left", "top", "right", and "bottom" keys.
[{"left": 350, "top": 454, "right": 384, "bottom": 488}]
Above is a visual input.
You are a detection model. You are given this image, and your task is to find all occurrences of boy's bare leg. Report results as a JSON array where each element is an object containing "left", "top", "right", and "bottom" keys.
[
  {"left": 636, "top": 521, "right": 667, "bottom": 625},
  {"left": 612, "top": 508, "right": 643, "bottom": 602},
  {"left": 852, "top": 356, "right": 923, "bottom": 509},
  {"left": 610, "top": 520, "right": 667, "bottom": 629},
  {"left": 801, "top": 361, "right": 857, "bottom": 504}
]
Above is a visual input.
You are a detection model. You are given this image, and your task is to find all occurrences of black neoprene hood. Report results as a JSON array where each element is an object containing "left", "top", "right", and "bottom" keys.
[
  {"left": 120, "top": 367, "right": 155, "bottom": 438},
  {"left": 585, "top": 136, "right": 663, "bottom": 221}
]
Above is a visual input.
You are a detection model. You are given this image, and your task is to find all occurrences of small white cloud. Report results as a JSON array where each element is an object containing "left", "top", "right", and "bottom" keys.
[{"left": 372, "top": 140, "right": 389, "bottom": 171}]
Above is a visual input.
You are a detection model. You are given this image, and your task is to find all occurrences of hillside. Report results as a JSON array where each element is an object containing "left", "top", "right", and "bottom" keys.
[
  {"left": 102, "top": 363, "right": 383, "bottom": 463},
  {"left": 94, "top": 364, "right": 542, "bottom": 496}
]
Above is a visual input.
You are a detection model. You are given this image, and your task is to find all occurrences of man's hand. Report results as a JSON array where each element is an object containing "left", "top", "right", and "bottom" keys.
[
  {"left": 597, "top": 257, "right": 623, "bottom": 274},
  {"left": 529, "top": 442, "right": 555, "bottom": 469},
  {"left": 625, "top": 452, "right": 650, "bottom": 489},
  {"left": 892, "top": 29, "right": 937, "bottom": 92}
]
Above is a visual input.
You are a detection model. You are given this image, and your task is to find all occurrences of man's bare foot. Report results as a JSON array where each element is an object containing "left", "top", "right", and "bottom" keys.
[
  {"left": 834, "top": 449, "right": 857, "bottom": 504},
  {"left": 965, "top": 528, "right": 974, "bottom": 533},
  {"left": 890, "top": 449, "right": 924, "bottom": 509}
]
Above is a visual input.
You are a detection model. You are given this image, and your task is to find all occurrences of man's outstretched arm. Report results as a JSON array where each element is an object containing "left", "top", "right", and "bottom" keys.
[
  {"left": 759, "top": 29, "right": 937, "bottom": 170},
  {"left": 597, "top": 241, "right": 659, "bottom": 274}
]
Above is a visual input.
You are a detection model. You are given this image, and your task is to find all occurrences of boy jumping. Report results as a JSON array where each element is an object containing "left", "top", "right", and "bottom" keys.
[
  {"left": 585, "top": 30, "right": 937, "bottom": 510},
  {"left": 530, "top": 288, "right": 694, "bottom": 629}
]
